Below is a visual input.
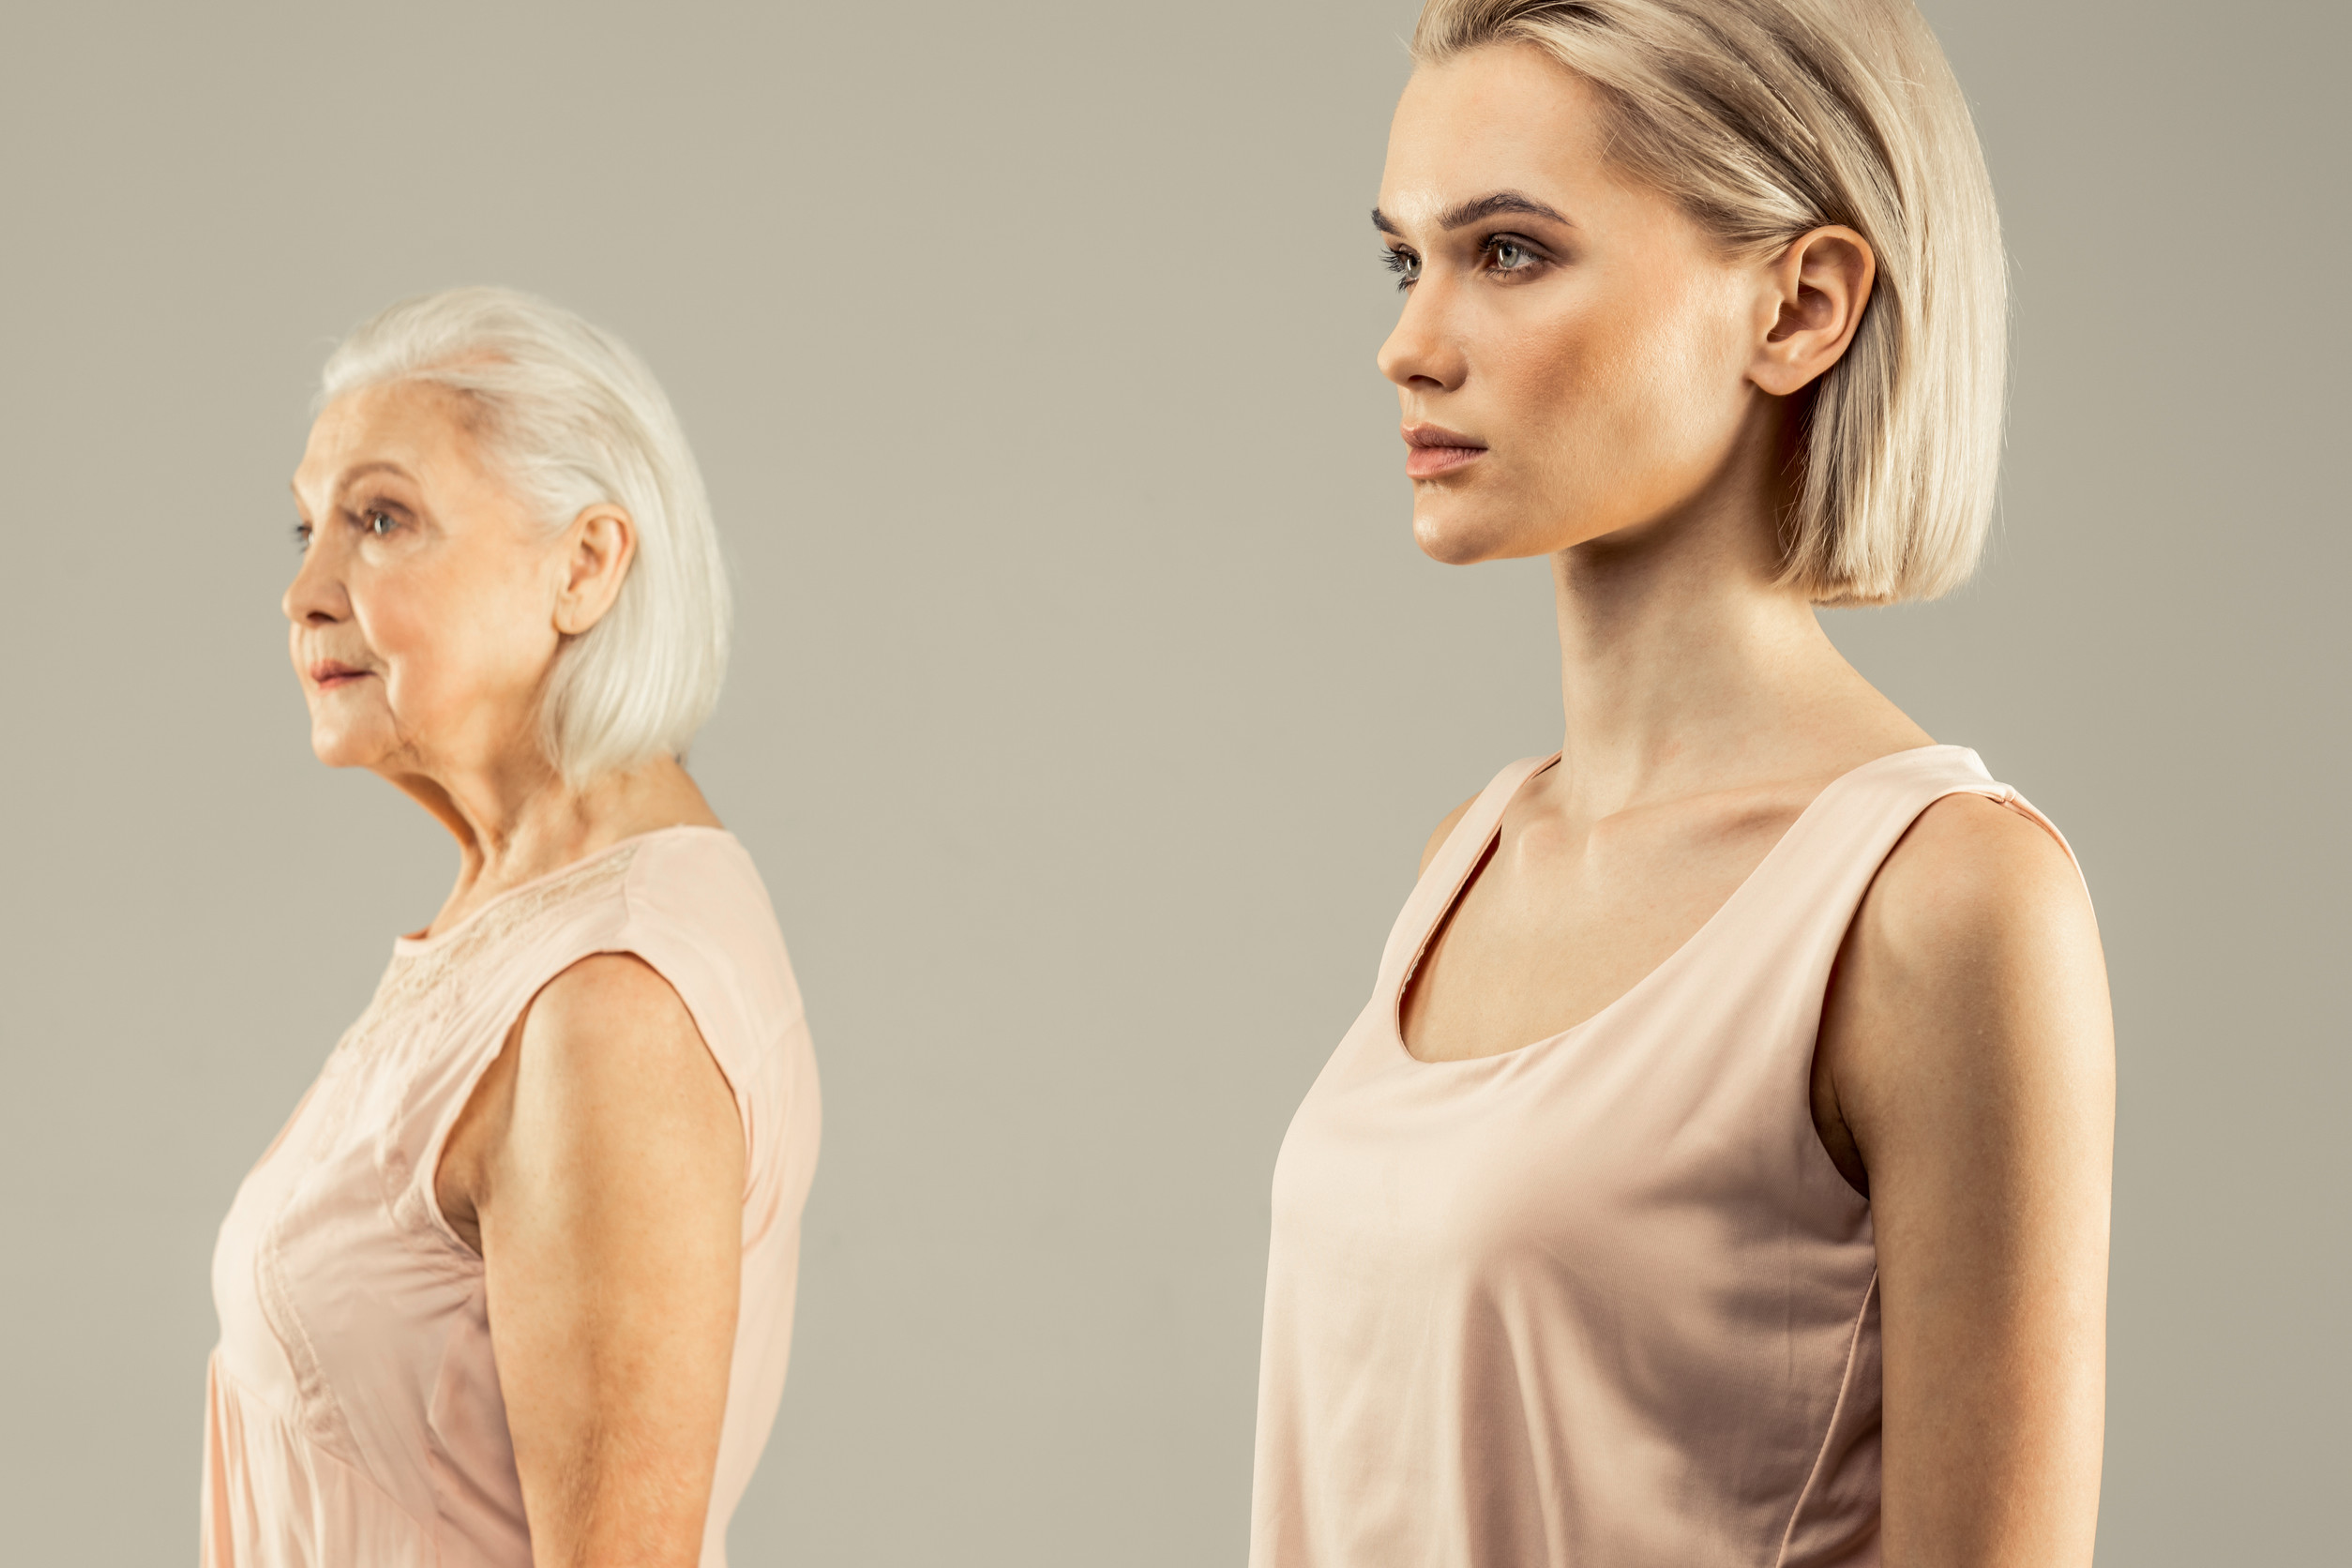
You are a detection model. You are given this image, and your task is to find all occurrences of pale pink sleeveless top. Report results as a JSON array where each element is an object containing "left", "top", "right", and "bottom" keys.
[
  {"left": 204, "top": 827, "right": 821, "bottom": 1568},
  {"left": 1249, "top": 746, "right": 2076, "bottom": 1568}
]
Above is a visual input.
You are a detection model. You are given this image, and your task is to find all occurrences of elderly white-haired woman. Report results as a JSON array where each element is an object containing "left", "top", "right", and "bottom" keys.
[
  {"left": 204, "top": 286, "right": 819, "bottom": 1568},
  {"left": 1252, "top": 2, "right": 2114, "bottom": 1565}
]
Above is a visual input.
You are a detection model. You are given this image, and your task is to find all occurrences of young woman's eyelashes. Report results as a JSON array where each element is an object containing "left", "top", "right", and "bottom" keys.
[
  {"left": 1484, "top": 234, "right": 1546, "bottom": 276},
  {"left": 1380, "top": 233, "right": 1556, "bottom": 291}
]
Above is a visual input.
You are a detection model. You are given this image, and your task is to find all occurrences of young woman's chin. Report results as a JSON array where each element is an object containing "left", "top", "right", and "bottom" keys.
[{"left": 1412, "top": 501, "right": 1568, "bottom": 566}]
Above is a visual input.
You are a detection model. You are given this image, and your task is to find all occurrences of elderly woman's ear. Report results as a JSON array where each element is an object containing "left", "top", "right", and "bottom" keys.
[{"left": 552, "top": 504, "right": 637, "bottom": 637}]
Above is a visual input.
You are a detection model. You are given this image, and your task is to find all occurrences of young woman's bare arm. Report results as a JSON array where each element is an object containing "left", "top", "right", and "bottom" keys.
[
  {"left": 1817, "top": 795, "right": 2114, "bottom": 1567},
  {"left": 442, "top": 954, "right": 746, "bottom": 1568}
]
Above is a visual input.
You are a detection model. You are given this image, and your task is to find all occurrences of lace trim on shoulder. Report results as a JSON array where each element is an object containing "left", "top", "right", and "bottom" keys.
[{"left": 373, "top": 843, "right": 642, "bottom": 1023}]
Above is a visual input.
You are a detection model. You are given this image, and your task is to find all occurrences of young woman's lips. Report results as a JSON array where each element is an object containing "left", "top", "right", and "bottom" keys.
[{"left": 1403, "top": 424, "right": 1488, "bottom": 479}]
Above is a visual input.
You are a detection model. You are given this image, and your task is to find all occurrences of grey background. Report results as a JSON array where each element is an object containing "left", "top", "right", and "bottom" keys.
[{"left": 1, "top": 0, "right": 2342, "bottom": 1562}]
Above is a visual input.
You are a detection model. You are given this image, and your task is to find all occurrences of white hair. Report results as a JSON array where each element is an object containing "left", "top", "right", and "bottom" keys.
[
  {"left": 318, "top": 285, "right": 731, "bottom": 783},
  {"left": 1413, "top": 0, "right": 2007, "bottom": 604}
]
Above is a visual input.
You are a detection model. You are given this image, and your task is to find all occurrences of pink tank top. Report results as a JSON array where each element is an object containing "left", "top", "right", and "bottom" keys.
[
  {"left": 204, "top": 827, "right": 821, "bottom": 1568},
  {"left": 1249, "top": 746, "right": 2074, "bottom": 1568}
]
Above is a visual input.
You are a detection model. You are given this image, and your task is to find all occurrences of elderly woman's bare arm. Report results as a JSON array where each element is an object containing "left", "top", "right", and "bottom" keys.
[{"left": 441, "top": 954, "right": 745, "bottom": 1568}]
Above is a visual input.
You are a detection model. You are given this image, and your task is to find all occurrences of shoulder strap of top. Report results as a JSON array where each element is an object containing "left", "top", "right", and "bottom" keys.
[
  {"left": 1376, "top": 754, "right": 1558, "bottom": 984},
  {"left": 1783, "top": 745, "right": 2082, "bottom": 896},
  {"left": 1705, "top": 745, "right": 2087, "bottom": 1026}
]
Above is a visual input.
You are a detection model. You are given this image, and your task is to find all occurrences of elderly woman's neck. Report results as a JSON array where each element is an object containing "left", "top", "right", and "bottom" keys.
[{"left": 397, "top": 754, "right": 722, "bottom": 935}]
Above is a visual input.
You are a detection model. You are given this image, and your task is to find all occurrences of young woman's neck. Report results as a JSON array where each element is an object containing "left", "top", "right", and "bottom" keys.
[{"left": 1546, "top": 500, "right": 1917, "bottom": 819}]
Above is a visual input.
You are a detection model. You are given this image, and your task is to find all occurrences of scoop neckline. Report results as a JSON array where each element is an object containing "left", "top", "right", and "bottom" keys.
[
  {"left": 391, "top": 823, "right": 735, "bottom": 957},
  {"left": 1388, "top": 744, "right": 1980, "bottom": 1068}
]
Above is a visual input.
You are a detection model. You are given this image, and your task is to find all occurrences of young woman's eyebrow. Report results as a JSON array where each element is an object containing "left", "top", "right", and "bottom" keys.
[{"left": 1373, "top": 190, "right": 1575, "bottom": 237}]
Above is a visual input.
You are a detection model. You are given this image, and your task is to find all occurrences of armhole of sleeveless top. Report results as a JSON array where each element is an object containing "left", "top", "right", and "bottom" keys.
[
  {"left": 588, "top": 900, "right": 769, "bottom": 1204},
  {"left": 409, "top": 898, "right": 768, "bottom": 1261},
  {"left": 413, "top": 955, "right": 554, "bottom": 1263},
  {"left": 410, "top": 938, "right": 612, "bottom": 1262},
  {"left": 1779, "top": 776, "right": 2090, "bottom": 1558},
  {"left": 1796, "top": 776, "right": 2087, "bottom": 1198}
]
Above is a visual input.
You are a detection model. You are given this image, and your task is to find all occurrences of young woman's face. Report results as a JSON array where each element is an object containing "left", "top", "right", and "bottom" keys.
[
  {"left": 284, "top": 383, "right": 566, "bottom": 779},
  {"left": 1375, "top": 45, "right": 1778, "bottom": 565}
]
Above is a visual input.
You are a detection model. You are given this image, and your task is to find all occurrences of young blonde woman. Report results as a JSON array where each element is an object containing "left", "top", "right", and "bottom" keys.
[
  {"left": 1250, "top": 4, "right": 2113, "bottom": 1565},
  {"left": 204, "top": 288, "right": 818, "bottom": 1568}
]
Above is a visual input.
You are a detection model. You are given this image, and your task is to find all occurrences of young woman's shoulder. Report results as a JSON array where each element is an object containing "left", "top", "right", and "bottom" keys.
[
  {"left": 1820, "top": 787, "right": 2111, "bottom": 1191},
  {"left": 1866, "top": 792, "right": 2093, "bottom": 975}
]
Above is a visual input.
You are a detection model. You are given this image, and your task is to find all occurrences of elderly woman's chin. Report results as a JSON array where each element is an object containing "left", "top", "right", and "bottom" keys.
[{"left": 306, "top": 706, "right": 395, "bottom": 770}]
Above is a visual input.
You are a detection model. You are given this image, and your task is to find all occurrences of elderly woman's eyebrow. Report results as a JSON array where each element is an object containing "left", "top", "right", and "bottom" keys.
[
  {"left": 322, "top": 460, "right": 420, "bottom": 506},
  {"left": 290, "top": 460, "right": 418, "bottom": 514},
  {"left": 333, "top": 460, "right": 415, "bottom": 489},
  {"left": 1372, "top": 190, "right": 1575, "bottom": 236}
]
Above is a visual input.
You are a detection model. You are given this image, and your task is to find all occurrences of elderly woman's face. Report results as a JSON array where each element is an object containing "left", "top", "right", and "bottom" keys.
[{"left": 285, "top": 383, "right": 566, "bottom": 779}]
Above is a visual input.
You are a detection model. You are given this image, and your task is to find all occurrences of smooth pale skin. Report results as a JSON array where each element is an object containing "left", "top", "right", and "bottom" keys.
[
  {"left": 286, "top": 383, "right": 743, "bottom": 1568},
  {"left": 1379, "top": 45, "right": 2112, "bottom": 1567}
]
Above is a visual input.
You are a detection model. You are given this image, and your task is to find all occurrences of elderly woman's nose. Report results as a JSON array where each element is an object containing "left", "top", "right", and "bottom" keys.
[{"left": 282, "top": 535, "right": 346, "bottom": 626}]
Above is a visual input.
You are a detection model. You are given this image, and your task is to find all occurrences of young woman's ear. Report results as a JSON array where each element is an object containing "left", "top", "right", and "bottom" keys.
[{"left": 1749, "top": 225, "right": 1877, "bottom": 398}]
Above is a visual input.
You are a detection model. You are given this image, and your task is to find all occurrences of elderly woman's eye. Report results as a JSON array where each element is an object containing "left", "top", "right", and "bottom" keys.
[
  {"left": 291, "top": 520, "right": 311, "bottom": 550},
  {"left": 365, "top": 510, "right": 398, "bottom": 536}
]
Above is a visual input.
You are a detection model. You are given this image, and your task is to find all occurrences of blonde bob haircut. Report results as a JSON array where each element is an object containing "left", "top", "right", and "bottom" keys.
[
  {"left": 319, "top": 286, "right": 731, "bottom": 784},
  {"left": 1413, "top": 0, "right": 2006, "bottom": 603}
]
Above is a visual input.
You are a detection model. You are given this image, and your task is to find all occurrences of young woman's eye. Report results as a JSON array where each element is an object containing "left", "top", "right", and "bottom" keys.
[
  {"left": 1382, "top": 248, "right": 1422, "bottom": 289},
  {"left": 1486, "top": 237, "right": 1538, "bottom": 273}
]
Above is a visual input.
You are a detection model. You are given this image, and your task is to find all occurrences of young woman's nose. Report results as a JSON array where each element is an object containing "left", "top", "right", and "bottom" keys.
[{"left": 1377, "top": 278, "right": 1469, "bottom": 394}]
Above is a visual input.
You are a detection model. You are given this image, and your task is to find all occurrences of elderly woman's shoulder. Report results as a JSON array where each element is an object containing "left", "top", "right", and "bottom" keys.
[{"left": 612, "top": 825, "right": 805, "bottom": 1035}]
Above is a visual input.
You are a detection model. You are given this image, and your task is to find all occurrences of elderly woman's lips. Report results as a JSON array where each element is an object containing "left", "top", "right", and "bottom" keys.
[{"left": 310, "top": 665, "right": 371, "bottom": 686}]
